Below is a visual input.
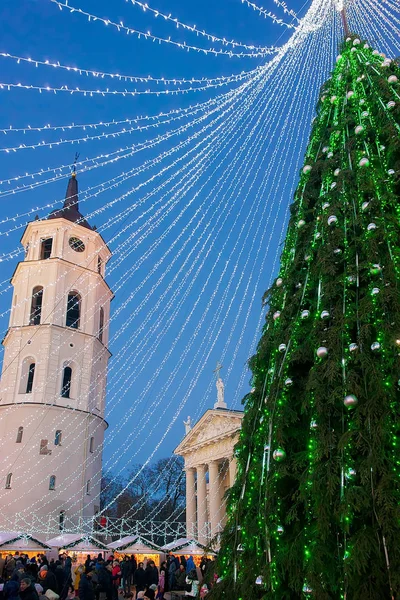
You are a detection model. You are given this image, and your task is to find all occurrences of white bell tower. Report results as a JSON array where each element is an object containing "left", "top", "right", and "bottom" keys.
[{"left": 0, "top": 171, "right": 113, "bottom": 534}]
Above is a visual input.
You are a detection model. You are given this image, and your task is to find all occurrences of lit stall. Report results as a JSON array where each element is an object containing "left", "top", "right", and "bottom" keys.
[
  {"left": 0, "top": 532, "right": 51, "bottom": 558},
  {"left": 46, "top": 534, "right": 108, "bottom": 563},
  {"left": 107, "top": 535, "right": 163, "bottom": 567}
]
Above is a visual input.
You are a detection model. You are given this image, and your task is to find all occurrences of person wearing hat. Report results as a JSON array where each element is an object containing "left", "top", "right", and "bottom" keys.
[
  {"left": 39, "top": 566, "right": 58, "bottom": 594},
  {"left": 4, "top": 578, "right": 20, "bottom": 600},
  {"left": 143, "top": 589, "right": 155, "bottom": 600}
]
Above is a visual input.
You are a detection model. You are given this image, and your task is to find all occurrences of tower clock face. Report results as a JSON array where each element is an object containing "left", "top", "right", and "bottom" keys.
[{"left": 69, "top": 237, "right": 85, "bottom": 253}]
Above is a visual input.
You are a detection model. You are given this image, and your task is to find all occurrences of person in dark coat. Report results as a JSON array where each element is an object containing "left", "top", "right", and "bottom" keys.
[
  {"left": 128, "top": 557, "right": 136, "bottom": 589},
  {"left": 4, "top": 556, "right": 16, "bottom": 581},
  {"left": 19, "top": 578, "right": 39, "bottom": 600},
  {"left": 120, "top": 558, "right": 131, "bottom": 597},
  {"left": 55, "top": 563, "right": 68, "bottom": 600},
  {"left": 38, "top": 567, "right": 58, "bottom": 594},
  {"left": 167, "top": 560, "right": 176, "bottom": 592},
  {"left": 134, "top": 563, "right": 146, "bottom": 595},
  {"left": 144, "top": 563, "right": 158, "bottom": 589},
  {"left": 84, "top": 557, "right": 92, "bottom": 574},
  {"left": 3, "top": 579, "right": 20, "bottom": 600},
  {"left": 78, "top": 572, "right": 95, "bottom": 600},
  {"left": 174, "top": 566, "right": 186, "bottom": 591},
  {"left": 97, "top": 563, "right": 113, "bottom": 600}
]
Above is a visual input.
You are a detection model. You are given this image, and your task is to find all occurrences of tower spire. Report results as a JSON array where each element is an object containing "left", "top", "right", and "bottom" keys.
[{"left": 64, "top": 152, "right": 80, "bottom": 209}]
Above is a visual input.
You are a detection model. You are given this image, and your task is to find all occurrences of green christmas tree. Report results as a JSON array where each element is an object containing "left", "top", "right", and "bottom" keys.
[{"left": 211, "top": 29, "right": 400, "bottom": 600}]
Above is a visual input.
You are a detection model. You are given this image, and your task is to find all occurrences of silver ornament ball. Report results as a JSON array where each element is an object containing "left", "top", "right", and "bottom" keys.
[
  {"left": 301, "top": 310, "right": 310, "bottom": 319},
  {"left": 284, "top": 378, "right": 293, "bottom": 387},
  {"left": 345, "top": 468, "right": 357, "bottom": 480},
  {"left": 344, "top": 394, "right": 358, "bottom": 408},
  {"left": 328, "top": 215, "right": 338, "bottom": 226},
  {"left": 273, "top": 311, "right": 281, "bottom": 321},
  {"left": 273, "top": 448, "right": 286, "bottom": 461},
  {"left": 371, "top": 287, "right": 380, "bottom": 295},
  {"left": 371, "top": 341, "right": 381, "bottom": 352},
  {"left": 276, "top": 525, "right": 284, "bottom": 535},
  {"left": 367, "top": 222, "right": 377, "bottom": 231},
  {"left": 317, "top": 346, "right": 328, "bottom": 359},
  {"left": 276, "top": 277, "right": 283, "bottom": 287},
  {"left": 361, "top": 201, "right": 369, "bottom": 211},
  {"left": 278, "top": 344, "right": 287, "bottom": 353},
  {"left": 255, "top": 576, "right": 263, "bottom": 586},
  {"left": 321, "top": 310, "right": 330, "bottom": 319},
  {"left": 349, "top": 343, "right": 358, "bottom": 353}
]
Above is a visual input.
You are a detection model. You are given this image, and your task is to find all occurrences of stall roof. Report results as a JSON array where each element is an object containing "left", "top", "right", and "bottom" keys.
[
  {"left": 161, "top": 538, "right": 215, "bottom": 555},
  {"left": 0, "top": 532, "right": 50, "bottom": 551},
  {"left": 46, "top": 534, "right": 108, "bottom": 551},
  {"left": 107, "top": 535, "right": 162, "bottom": 553}
]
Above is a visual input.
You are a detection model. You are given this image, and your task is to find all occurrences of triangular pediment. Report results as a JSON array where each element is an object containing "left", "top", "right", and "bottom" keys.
[{"left": 174, "top": 408, "right": 243, "bottom": 455}]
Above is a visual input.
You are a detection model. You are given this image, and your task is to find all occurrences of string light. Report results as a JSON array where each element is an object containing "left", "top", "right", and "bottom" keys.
[
  {"left": 0, "top": 76, "right": 248, "bottom": 100},
  {"left": 240, "top": 0, "right": 298, "bottom": 26},
  {"left": 124, "top": 0, "right": 289, "bottom": 47},
  {"left": 50, "top": 0, "right": 278, "bottom": 58},
  {"left": 0, "top": 51, "right": 259, "bottom": 86},
  {"left": 1, "top": 0, "right": 398, "bottom": 528}
]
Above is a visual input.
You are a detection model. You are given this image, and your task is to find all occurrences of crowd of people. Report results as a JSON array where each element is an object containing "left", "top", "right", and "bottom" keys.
[{"left": 0, "top": 552, "right": 216, "bottom": 600}]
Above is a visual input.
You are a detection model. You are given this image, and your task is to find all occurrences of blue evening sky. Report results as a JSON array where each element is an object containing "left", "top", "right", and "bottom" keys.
[{"left": 0, "top": 0, "right": 397, "bottom": 488}]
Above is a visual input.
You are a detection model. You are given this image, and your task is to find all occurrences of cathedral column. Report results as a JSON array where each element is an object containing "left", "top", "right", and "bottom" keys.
[
  {"left": 208, "top": 460, "right": 221, "bottom": 539},
  {"left": 185, "top": 467, "right": 196, "bottom": 538},
  {"left": 229, "top": 457, "right": 237, "bottom": 487},
  {"left": 196, "top": 464, "right": 208, "bottom": 544}
]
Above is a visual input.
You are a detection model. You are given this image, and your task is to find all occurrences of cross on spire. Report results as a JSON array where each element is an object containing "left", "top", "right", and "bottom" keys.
[{"left": 213, "top": 361, "right": 223, "bottom": 380}]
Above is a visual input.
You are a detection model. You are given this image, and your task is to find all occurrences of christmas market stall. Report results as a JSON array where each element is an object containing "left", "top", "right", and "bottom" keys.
[
  {"left": 0, "top": 532, "right": 51, "bottom": 557},
  {"left": 45, "top": 533, "right": 108, "bottom": 562},
  {"left": 162, "top": 538, "right": 216, "bottom": 565},
  {"left": 107, "top": 535, "right": 163, "bottom": 566}
]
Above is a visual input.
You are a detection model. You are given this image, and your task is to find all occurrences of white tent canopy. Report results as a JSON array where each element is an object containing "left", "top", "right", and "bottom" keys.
[
  {"left": 0, "top": 532, "right": 50, "bottom": 552},
  {"left": 161, "top": 538, "right": 215, "bottom": 556},
  {"left": 45, "top": 533, "right": 108, "bottom": 551},
  {"left": 107, "top": 535, "right": 162, "bottom": 554}
]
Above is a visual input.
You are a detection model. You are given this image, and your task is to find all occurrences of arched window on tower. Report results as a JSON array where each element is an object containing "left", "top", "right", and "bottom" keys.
[
  {"left": 59, "top": 510, "right": 65, "bottom": 531},
  {"left": 30, "top": 286, "right": 43, "bottom": 325},
  {"left": 66, "top": 292, "right": 81, "bottom": 329},
  {"left": 26, "top": 363, "right": 35, "bottom": 394},
  {"left": 97, "top": 256, "right": 102, "bottom": 275},
  {"left": 98, "top": 307, "right": 104, "bottom": 343},
  {"left": 49, "top": 475, "right": 56, "bottom": 490},
  {"left": 5, "top": 473, "right": 12, "bottom": 489},
  {"left": 19, "top": 357, "right": 36, "bottom": 394},
  {"left": 16, "top": 426, "right": 23, "bottom": 443},
  {"left": 61, "top": 366, "right": 72, "bottom": 398},
  {"left": 40, "top": 238, "right": 53, "bottom": 260}
]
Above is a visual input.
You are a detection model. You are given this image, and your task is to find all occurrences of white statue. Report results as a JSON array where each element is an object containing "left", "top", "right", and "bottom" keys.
[
  {"left": 184, "top": 416, "right": 192, "bottom": 435},
  {"left": 213, "top": 361, "right": 227, "bottom": 409}
]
